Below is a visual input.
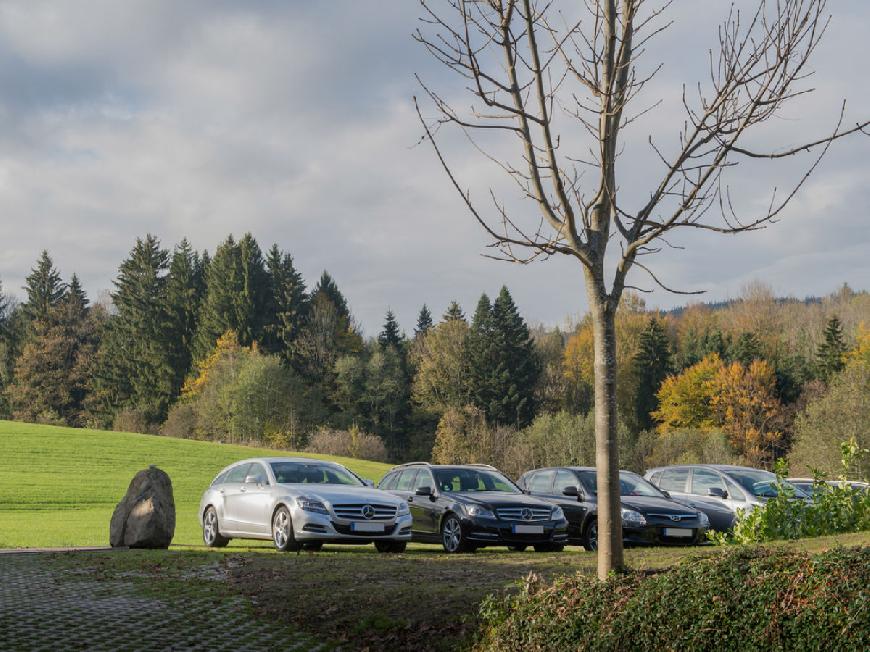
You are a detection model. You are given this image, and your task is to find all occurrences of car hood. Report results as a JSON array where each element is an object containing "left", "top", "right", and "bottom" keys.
[
  {"left": 620, "top": 495, "right": 701, "bottom": 516},
  {"left": 669, "top": 496, "right": 735, "bottom": 514},
  {"left": 277, "top": 484, "right": 403, "bottom": 506},
  {"left": 445, "top": 491, "right": 553, "bottom": 509}
]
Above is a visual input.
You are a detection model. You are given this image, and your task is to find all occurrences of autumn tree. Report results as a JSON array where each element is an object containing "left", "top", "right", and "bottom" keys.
[
  {"left": 411, "top": 317, "right": 472, "bottom": 414},
  {"left": 415, "top": 0, "right": 868, "bottom": 577}
]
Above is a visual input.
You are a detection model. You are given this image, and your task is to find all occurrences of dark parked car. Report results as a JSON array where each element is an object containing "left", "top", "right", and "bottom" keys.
[
  {"left": 378, "top": 463, "right": 569, "bottom": 553},
  {"left": 517, "top": 467, "right": 710, "bottom": 550},
  {"left": 644, "top": 465, "right": 810, "bottom": 530}
]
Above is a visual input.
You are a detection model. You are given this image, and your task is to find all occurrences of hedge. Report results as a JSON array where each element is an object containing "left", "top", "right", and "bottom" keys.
[{"left": 475, "top": 547, "right": 869, "bottom": 652}]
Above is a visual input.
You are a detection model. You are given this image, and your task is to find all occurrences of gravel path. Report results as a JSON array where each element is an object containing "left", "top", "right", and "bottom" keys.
[{"left": 0, "top": 553, "right": 324, "bottom": 651}]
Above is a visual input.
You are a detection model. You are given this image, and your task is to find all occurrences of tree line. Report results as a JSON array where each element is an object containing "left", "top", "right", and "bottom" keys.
[{"left": 0, "top": 237, "right": 867, "bottom": 476}]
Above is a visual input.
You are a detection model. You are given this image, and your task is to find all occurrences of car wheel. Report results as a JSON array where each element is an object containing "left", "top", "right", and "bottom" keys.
[
  {"left": 202, "top": 507, "right": 230, "bottom": 548},
  {"left": 375, "top": 541, "right": 407, "bottom": 553},
  {"left": 302, "top": 542, "right": 323, "bottom": 552},
  {"left": 582, "top": 520, "right": 598, "bottom": 552},
  {"left": 507, "top": 545, "right": 528, "bottom": 552},
  {"left": 272, "top": 506, "right": 302, "bottom": 552},
  {"left": 534, "top": 543, "right": 565, "bottom": 553},
  {"left": 441, "top": 514, "right": 470, "bottom": 553}
]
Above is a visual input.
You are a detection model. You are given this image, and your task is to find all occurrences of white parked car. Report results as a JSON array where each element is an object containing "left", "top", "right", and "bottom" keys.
[{"left": 199, "top": 457, "right": 412, "bottom": 552}]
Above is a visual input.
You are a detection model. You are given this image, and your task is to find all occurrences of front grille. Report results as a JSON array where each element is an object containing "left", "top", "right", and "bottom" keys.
[
  {"left": 646, "top": 512, "right": 698, "bottom": 523},
  {"left": 496, "top": 507, "right": 552, "bottom": 522},
  {"left": 332, "top": 503, "right": 397, "bottom": 521}
]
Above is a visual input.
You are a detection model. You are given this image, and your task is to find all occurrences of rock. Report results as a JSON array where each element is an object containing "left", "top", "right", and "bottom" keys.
[{"left": 110, "top": 466, "right": 176, "bottom": 549}]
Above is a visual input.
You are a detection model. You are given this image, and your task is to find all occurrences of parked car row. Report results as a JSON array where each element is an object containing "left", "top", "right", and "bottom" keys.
[{"left": 202, "top": 457, "right": 813, "bottom": 553}]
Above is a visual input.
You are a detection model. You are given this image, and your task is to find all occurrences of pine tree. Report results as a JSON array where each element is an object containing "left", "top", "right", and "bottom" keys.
[
  {"left": 443, "top": 301, "right": 465, "bottom": 322},
  {"left": 164, "top": 239, "right": 203, "bottom": 397},
  {"left": 263, "top": 244, "right": 308, "bottom": 366},
  {"left": 92, "top": 235, "right": 173, "bottom": 423},
  {"left": 312, "top": 271, "right": 350, "bottom": 321},
  {"left": 378, "top": 310, "right": 404, "bottom": 349},
  {"left": 489, "top": 286, "right": 539, "bottom": 427},
  {"left": 415, "top": 305, "right": 433, "bottom": 338},
  {"left": 466, "top": 293, "right": 496, "bottom": 417},
  {"left": 22, "top": 250, "right": 66, "bottom": 326},
  {"left": 193, "top": 234, "right": 271, "bottom": 359},
  {"left": 816, "top": 316, "right": 847, "bottom": 381},
  {"left": 730, "top": 331, "right": 763, "bottom": 366},
  {"left": 632, "top": 318, "right": 672, "bottom": 432},
  {"left": 66, "top": 274, "right": 89, "bottom": 308}
]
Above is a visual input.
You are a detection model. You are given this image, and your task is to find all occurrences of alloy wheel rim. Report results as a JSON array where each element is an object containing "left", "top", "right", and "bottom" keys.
[
  {"left": 204, "top": 511, "right": 216, "bottom": 544},
  {"left": 274, "top": 511, "right": 288, "bottom": 548},
  {"left": 589, "top": 523, "right": 598, "bottom": 551},
  {"left": 443, "top": 517, "right": 461, "bottom": 552}
]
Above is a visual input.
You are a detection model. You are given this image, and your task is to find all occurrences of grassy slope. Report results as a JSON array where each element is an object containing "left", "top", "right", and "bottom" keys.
[{"left": 0, "top": 420, "right": 392, "bottom": 548}]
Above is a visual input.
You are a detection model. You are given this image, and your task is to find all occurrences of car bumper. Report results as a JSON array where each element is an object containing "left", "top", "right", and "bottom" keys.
[
  {"left": 461, "top": 517, "right": 569, "bottom": 546},
  {"left": 290, "top": 509, "right": 413, "bottom": 542},
  {"left": 623, "top": 524, "right": 708, "bottom": 546}
]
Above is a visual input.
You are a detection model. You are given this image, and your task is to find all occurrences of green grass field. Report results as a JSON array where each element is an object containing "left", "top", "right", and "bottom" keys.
[{"left": 0, "top": 420, "right": 392, "bottom": 548}]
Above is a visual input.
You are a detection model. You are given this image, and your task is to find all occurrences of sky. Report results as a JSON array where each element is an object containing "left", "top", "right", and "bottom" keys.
[{"left": 0, "top": 0, "right": 867, "bottom": 335}]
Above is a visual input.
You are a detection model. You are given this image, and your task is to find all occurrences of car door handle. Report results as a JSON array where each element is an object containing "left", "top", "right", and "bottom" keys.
[
  {"left": 407, "top": 497, "right": 414, "bottom": 503},
  {"left": 240, "top": 487, "right": 247, "bottom": 493}
]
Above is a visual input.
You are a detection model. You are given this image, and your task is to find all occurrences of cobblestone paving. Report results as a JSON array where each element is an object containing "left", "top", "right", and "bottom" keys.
[{"left": 0, "top": 554, "right": 324, "bottom": 651}]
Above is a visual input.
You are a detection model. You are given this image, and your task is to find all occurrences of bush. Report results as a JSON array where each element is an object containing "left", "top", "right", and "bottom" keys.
[
  {"left": 112, "top": 407, "right": 158, "bottom": 434},
  {"left": 633, "top": 428, "right": 743, "bottom": 471},
  {"left": 714, "top": 445, "right": 870, "bottom": 545},
  {"left": 160, "top": 403, "right": 197, "bottom": 439},
  {"left": 305, "top": 426, "right": 389, "bottom": 463},
  {"left": 475, "top": 547, "right": 869, "bottom": 652}
]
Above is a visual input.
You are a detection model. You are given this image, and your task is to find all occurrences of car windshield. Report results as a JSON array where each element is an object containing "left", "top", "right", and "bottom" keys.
[
  {"left": 270, "top": 462, "right": 362, "bottom": 486},
  {"left": 725, "top": 469, "right": 808, "bottom": 498},
  {"left": 575, "top": 470, "right": 666, "bottom": 498},
  {"left": 432, "top": 468, "right": 519, "bottom": 493}
]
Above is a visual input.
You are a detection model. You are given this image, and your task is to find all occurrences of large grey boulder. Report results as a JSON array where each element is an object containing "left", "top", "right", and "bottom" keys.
[{"left": 110, "top": 465, "right": 176, "bottom": 548}]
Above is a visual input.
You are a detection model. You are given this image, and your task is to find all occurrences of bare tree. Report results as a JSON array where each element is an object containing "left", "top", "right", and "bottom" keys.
[{"left": 414, "top": 0, "right": 868, "bottom": 578}]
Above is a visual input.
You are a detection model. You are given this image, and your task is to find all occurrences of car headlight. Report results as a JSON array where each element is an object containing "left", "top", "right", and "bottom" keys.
[
  {"left": 551, "top": 506, "right": 565, "bottom": 521},
  {"left": 621, "top": 508, "right": 646, "bottom": 528},
  {"left": 462, "top": 504, "right": 495, "bottom": 519},
  {"left": 296, "top": 495, "right": 329, "bottom": 515},
  {"left": 697, "top": 511, "right": 710, "bottom": 528},
  {"left": 396, "top": 502, "right": 410, "bottom": 516}
]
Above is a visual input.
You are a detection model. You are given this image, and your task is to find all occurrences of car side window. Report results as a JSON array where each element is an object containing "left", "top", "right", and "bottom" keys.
[
  {"left": 412, "top": 470, "right": 434, "bottom": 492},
  {"left": 247, "top": 463, "right": 268, "bottom": 485},
  {"left": 379, "top": 472, "right": 398, "bottom": 490},
  {"left": 724, "top": 478, "right": 746, "bottom": 501},
  {"left": 658, "top": 468, "right": 689, "bottom": 493},
  {"left": 690, "top": 468, "right": 726, "bottom": 496},
  {"left": 396, "top": 469, "right": 419, "bottom": 491},
  {"left": 647, "top": 471, "right": 661, "bottom": 486},
  {"left": 225, "top": 464, "right": 251, "bottom": 484},
  {"left": 529, "top": 470, "right": 555, "bottom": 494},
  {"left": 553, "top": 470, "right": 577, "bottom": 495}
]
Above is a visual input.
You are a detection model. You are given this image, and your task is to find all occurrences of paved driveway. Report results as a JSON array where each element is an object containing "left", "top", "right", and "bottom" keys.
[{"left": 0, "top": 552, "right": 322, "bottom": 651}]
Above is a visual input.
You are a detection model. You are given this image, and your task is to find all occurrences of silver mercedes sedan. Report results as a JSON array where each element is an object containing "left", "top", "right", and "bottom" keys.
[{"left": 199, "top": 457, "right": 412, "bottom": 552}]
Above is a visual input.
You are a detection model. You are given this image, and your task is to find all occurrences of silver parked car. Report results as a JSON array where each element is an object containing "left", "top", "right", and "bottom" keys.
[{"left": 199, "top": 457, "right": 413, "bottom": 552}]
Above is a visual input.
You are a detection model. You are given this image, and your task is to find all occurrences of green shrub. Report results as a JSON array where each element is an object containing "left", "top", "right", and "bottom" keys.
[
  {"left": 713, "top": 443, "right": 870, "bottom": 545},
  {"left": 475, "top": 547, "right": 869, "bottom": 652}
]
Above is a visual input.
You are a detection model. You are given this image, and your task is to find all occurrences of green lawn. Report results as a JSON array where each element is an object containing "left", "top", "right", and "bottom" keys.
[{"left": 0, "top": 420, "right": 392, "bottom": 548}]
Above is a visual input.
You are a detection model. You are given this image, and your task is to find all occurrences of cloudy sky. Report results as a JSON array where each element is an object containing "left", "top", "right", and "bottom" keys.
[{"left": 0, "top": 0, "right": 867, "bottom": 334}]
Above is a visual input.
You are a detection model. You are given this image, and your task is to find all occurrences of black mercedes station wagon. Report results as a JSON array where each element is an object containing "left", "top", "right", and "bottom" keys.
[
  {"left": 379, "top": 463, "right": 569, "bottom": 553},
  {"left": 518, "top": 467, "right": 710, "bottom": 550}
]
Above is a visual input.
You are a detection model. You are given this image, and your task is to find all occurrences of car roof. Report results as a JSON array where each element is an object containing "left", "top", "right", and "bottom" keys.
[
  {"left": 645, "top": 464, "right": 767, "bottom": 472},
  {"left": 231, "top": 457, "right": 347, "bottom": 466}
]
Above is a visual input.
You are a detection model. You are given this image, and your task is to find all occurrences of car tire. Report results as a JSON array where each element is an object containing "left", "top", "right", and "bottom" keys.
[
  {"left": 507, "top": 545, "right": 528, "bottom": 552},
  {"left": 302, "top": 542, "right": 323, "bottom": 552},
  {"left": 533, "top": 543, "right": 565, "bottom": 553},
  {"left": 441, "top": 514, "right": 471, "bottom": 553},
  {"left": 375, "top": 541, "right": 407, "bottom": 553},
  {"left": 202, "top": 507, "right": 230, "bottom": 548},
  {"left": 582, "top": 520, "right": 598, "bottom": 552},
  {"left": 272, "top": 506, "right": 302, "bottom": 552}
]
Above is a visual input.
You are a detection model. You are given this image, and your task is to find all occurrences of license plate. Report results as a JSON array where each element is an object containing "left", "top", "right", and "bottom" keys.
[
  {"left": 512, "top": 524, "right": 544, "bottom": 534},
  {"left": 351, "top": 522, "right": 385, "bottom": 533},
  {"left": 663, "top": 527, "right": 693, "bottom": 538}
]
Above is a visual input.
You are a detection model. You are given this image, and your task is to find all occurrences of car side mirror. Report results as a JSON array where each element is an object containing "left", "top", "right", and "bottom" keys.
[
  {"left": 362, "top": 478, "right": 375, "bottom": 488},
  {"left": 562, "top": 485, "right": 579, "bottom": 497},
  {"left": 708, "top": 487, "right": 728, "bottom": 499},
  {"left": 416, "top": 486, "right": 433, "bottom": 497},
  {"left": 244, "top": 475, "right": 260, "bottom": 485},
  {"left": 661, "top": 490, "right": 671, "bottom": 498}
]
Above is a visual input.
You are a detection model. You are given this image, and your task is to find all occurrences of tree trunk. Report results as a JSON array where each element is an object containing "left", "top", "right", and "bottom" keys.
[{"left": 588, "top": 288, "right": 624, "bottom": 579}]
